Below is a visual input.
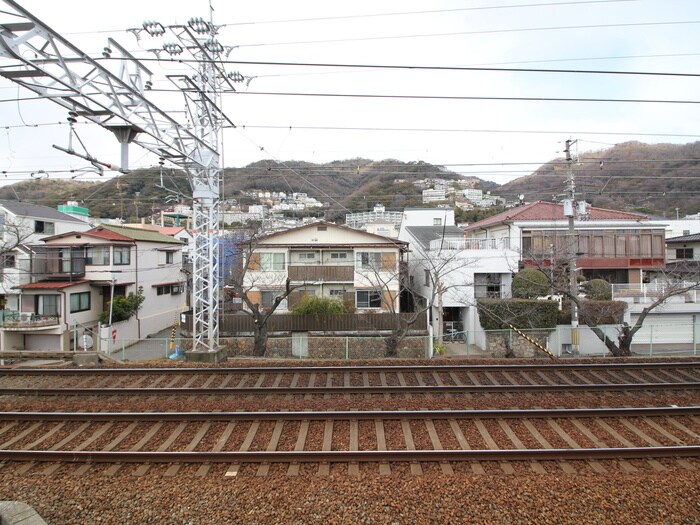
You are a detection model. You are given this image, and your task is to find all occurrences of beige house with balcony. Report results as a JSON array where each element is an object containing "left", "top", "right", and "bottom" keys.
[
  {"left": 242, "top": 222, "right": 407, "bottom": 313},
  {"left": 0, "top": 225, "right": 185, "bottom": 352}
]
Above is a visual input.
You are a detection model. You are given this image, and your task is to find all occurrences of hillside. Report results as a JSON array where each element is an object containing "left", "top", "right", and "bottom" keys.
[
  {"left": 0, "top": 159, "right": 486, "bottom": 222},
  {"left": 499, "top": 141, "right": 700, "bottom": 217},
  {"left": 0, "top": 143, "right": 697, "bottom": 220}
]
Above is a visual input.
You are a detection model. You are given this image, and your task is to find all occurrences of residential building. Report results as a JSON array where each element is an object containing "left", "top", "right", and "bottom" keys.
[
  {"left": 0, "top": 224, "right": 185, "bottom": 351},
  {"left": 422, "top": 188, "right": 446, "bottom": 204},
  {"left": 463, "top": 201, "right": 665, "bottom": 284},
  {"left": 666, "top": 233, "right": 700, "bottom": 263},
  {"left": 399, "top": 208, "right": 518, "bottom": 340},
  {"left": 0, "top": 200, "right": 91, "bottom": 311},
  {"left": 345, "top": 204, "right": 403, "bottom": 230},
  {"left": 242, "top": 221, "right": 407, "bottom": 313}
]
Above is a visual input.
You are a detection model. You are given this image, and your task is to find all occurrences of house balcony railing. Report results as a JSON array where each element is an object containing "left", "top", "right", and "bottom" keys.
[
  {"left": 30, "top": 247, "right": 85, "bottom": 281},
  {"left": 612, "top": 282, "right": 699, "bottom": 304},
  {"left": 429, "top": 237, "right": 510, "bottom": 252},
  {"left": 288, "top": 265, "right": 355, "bottom": 282},
  {"left": 0, "top": 310, "right": 60, "bottom": 330}
]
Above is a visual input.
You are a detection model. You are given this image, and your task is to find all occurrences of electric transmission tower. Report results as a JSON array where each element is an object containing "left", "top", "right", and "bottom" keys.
[{"left": 0, "top": 0, "right": 244, "bottom": 353}]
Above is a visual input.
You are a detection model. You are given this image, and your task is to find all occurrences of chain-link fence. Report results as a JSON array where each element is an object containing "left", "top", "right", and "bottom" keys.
[{"left": 106, "top": 322, "right": 700, "bottom": 361}]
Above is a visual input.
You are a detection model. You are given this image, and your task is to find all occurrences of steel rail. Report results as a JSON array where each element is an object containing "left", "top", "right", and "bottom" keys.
[
  {"left": 1, "top": 361, "right": 699, "bottom": 376},
  {"left": 1, "top": 382, "right": 698, "bottom": 396},
  {"left": 1, "top": 446, "right": 698, "bottom": 464},
  {"left": 1, "top": 406, "right": 698, "bottom": 422}
]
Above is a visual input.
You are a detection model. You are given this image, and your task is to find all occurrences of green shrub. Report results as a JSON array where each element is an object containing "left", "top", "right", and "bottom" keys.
[
  {"left": 99, "top": 288, "right": 145, "bottom": 324},
  {"left": 582, "top": 279, "right": 612, "bottom": 301},
  {"left": 511, "top": 269, "right": 550, "bottom": 299},
  {"left": 477, "top": 298, "right": 559, "bottom": 330},
  {"left": 291, "top": 295, "right": 348, "bottom": 315}
]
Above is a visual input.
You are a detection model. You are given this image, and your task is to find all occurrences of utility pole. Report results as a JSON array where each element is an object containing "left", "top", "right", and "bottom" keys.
[
  {"left": 563, "top": 139, "right": 579, "bottom": 354},
  {"left": 0, "top": 1, "right": 246, "bottom": 354}
]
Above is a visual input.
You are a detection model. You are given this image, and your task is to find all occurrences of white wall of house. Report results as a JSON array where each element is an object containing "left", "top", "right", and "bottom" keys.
[
  {"left": 0, "top": 209, "right": 90, "bottom": 300},
  {"left": 29, "top": 233, "right": 186, "bottom": 345},
  {"left": 666, "top": 240, "right": 700, "bottom": 262},
  {"left": 400, "top": 208, "right": 455, "bottom": 229}
]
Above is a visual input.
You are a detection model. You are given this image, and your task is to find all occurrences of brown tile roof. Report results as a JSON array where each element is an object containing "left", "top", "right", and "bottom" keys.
[
  {"left": 464, "top": 201, "right": 649, "bottom": 231},
  {"left": 16, "top": 280, "right": 89, "bottom": 290}
]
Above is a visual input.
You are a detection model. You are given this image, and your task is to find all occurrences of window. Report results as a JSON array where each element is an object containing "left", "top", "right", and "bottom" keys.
[
  {"left": 317, "top": 226, "right": 327, "bottom": 231},
  {"left": 261, "top": 290, "right": 277, "bottom": 308},
  {"left": 35, "top": 295, "right": 59, "bottom": 316},
  {"left": 260, "top": 252, "right": 285, "bottom": 271},
  {"left": 171, "top": 284, "right": 182, "bottom": 295},
  {"left": 70, "top": 292, "right": 90, "bottom": 313},
  {"left": 330, "top": 252, "right": 348, "bottom": 260},
  {"left": 298, "top": 252, "right": 316, "bottom": 261},
  {"left": 85, "top": 246, "right": 109, "bottom": 265},
  {"left": 157, "top": 285, "right": 171, "bottom": 296},
  {"left": 113, "top": 246, "right": 130, "bottom": 265},
  {"left": 433, "top": 218, "right": 443, "bottom": 226},
  {"left": 356, "top": 290, "right": 382, "bottom": 308},
  {"left": 34, "top": 220, "right": 55, "bottom": 234},
  {"left": 424, "top": 269, "right": 430, "bottom": 286},
  {"left": 356, "top": 252, "right": 382, "bottom": 270},
  {"left": 329, "top": 289, "right": 345, "bottom": 297},
  {"left": 160, "top": 251, "right": 174, "bottom": 265},
  {"left": 676, "top": 248, "right": 694, "bottom": 259},
  {"left": 1, "top": 253, "right": 15, "bottom": 268}
]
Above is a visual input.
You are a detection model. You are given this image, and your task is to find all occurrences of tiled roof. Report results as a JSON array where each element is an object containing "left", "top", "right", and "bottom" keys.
[
  {"left": 667, "top": 233, "right": 700, "bottom": 243},
  {"left": 259, "top": 220, "right": 406, "bottom": 246},
  {"left": 0, "top": 200, "right": 86, "bottom": 223},
  {"left": 91, "top": 225, "right": 183, "bottom": 244},
  {"left": 16, "top": 280, "right": 88, "bottom": 290},
  {"left": 123, "top": 224, "right": 188, "bottom": 236},
  {"left": 463, "top": 201, "right": 649, "bottom": 231}
]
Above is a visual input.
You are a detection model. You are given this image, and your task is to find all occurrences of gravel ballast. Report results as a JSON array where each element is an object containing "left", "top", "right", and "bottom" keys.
[{"left": 1, "top": 470, "right": 699, "bottom": 524}]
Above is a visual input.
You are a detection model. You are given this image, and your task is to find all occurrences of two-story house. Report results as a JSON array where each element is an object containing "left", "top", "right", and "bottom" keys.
[
  {"left": 0, "top": 200, "right": 91, "bottom": 312},
  {"left": 463, "top": 201, "right": 665, "bottom": 285},
  {"left": 1, "top": 224, "right": 185, "bottom": 352},
  {"left": 243, "top": 221, "right": 407, "bottom": 313},
  {"left": 398, "top": 208, "right": 519, "bottom": 343}
]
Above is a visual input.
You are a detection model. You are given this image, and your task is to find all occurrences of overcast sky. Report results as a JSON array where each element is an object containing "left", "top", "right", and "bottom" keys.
[{"left": 2, "top": 0, "right": 700, "bottom": 190}]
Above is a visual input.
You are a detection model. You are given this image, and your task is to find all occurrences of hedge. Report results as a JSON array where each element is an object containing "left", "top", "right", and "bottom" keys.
[{"left": 477, "top": 298, "right": 559, "bottom": 330}]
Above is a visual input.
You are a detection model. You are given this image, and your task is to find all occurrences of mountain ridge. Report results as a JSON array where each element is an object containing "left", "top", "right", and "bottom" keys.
[{"left": 0, "top": 141, "right": 697, "bottom": 221}]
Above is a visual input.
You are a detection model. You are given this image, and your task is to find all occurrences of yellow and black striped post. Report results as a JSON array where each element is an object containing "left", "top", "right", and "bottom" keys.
[
  {"left": 507, "top": 323, "right": 557, "bottom": 360},
  {"left": 169, "top": 321, "right": 178, "bottom": 351}
]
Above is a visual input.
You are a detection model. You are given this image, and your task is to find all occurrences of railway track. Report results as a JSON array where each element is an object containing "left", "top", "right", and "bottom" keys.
[
  {"left": 1, "top": 361, "right": 698, "bottom": 477},
  {"left": 0, "top": 406, "right": 698, "bottom": 476},
  {"left": 1, "top": 361, "right": 699, "bottom": 396}
]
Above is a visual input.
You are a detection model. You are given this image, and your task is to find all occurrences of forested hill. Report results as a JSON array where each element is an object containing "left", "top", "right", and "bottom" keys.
[
  {"left": 498, "top": 141, "right": 700, "bottom": 217},
  {"left": 0, "top": 143, "right": 697, "bottom": 220},
  {"left": 0, "top": 159, "right": 487, "bottom": 222}
]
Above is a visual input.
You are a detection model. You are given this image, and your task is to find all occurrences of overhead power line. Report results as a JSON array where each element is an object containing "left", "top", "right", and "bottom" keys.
[
  {"left": 229, "top": 123, "right": 700, "bottom": 140},
  {"left": 235, "top": 20, "right": 700, "bottom": 48},
  {"left": 233, "top": 90, "right": 700, "bottom": 106},
  {"left": 222, "top": 1, "right": 638, "bottom": 27}
]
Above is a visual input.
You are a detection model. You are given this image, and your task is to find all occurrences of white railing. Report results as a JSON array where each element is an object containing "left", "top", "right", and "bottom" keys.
[
  {"left": 612, "top": 282, "right": 699, "bottom": 303},
  {"left": 429, "top": 237, "right": 510, "bottom": 251}
]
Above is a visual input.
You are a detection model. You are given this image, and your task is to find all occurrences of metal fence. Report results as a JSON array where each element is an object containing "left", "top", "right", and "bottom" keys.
[{"left": 105, "top": 322, "right": 700, "bottom": 362}]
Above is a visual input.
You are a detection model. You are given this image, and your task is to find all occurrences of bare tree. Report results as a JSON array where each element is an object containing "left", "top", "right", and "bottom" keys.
[
  {"left": 360, "top": 242, "right": 476, "bottom": 356},
  {"left": 521, "top": 249, "right": 700, "bottom": 357},
  {"left": 224, "top": 228, "right": 306, "bottom": 356},
  {"left": 0, "top": 216, "right": 45, "bottom": 309}
]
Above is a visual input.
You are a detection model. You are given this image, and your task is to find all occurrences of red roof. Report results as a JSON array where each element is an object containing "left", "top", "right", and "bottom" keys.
[
  {"left": 86, "top": 227, "right": 134, "bottom": 241},
  {"left": 464, "top": 201, "right": 648, "bottom": 231},
  {"left": 16, "top": 280, "right": 88, "bottom": 290}
]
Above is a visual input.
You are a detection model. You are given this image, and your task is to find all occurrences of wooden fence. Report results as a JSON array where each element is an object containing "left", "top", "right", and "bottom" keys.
[{"left": 182, "top": 312, "right": 427, "bottom": 334}]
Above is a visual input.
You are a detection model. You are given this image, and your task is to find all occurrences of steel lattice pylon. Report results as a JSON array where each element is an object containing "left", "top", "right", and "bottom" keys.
[{"left": 0, "top": 1, "right": 240, "bottom": 352}]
